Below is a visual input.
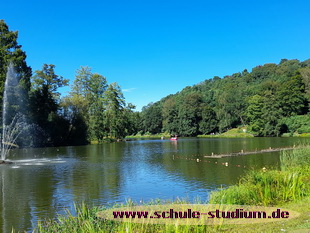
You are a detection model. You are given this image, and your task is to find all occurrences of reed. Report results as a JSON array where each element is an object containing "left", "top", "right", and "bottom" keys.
[
  {"left": 280, "top": 145, "right": 310, "bottom": 170},
  {"left": 33, "top": 146, "right": 310, "bottom": 233},
  {"left": 209, "top": 146, "right": 310, "bottom": 206},
  {"left": 33, "top": 201, "right": 221, "bottom": 233}
]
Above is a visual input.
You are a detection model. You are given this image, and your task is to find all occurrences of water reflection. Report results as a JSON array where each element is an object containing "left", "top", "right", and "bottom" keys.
[{"left": 0, "top": 137, "right": 308, "bottom": 232}]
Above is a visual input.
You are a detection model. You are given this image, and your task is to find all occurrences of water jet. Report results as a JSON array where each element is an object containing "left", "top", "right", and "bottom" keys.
[{"left": 1, "top": 63, "right": 26, "bottom": 163}]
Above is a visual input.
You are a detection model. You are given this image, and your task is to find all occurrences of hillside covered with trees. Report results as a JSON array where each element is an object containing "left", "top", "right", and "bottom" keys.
[
  {"left": 1, "top": 19, "right": 309, "bottom": 148},
  {"left": 138, "top": 59, "right": 310, "bottom": 137}
]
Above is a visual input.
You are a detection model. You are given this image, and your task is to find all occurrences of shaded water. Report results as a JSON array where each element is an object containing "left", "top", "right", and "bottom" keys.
[{"left": 0, "top": 137, "right": 308, "bottom": 232}]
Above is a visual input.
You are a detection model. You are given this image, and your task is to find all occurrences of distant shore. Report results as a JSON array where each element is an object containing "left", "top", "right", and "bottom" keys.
[{"left": 124, "top": 127, "right": 310, "bottom": 140}]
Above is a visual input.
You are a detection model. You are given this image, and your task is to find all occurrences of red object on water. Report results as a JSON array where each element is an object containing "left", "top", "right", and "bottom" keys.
[{"left": 170, "top": 137, "right": 178, "bottom": 141}]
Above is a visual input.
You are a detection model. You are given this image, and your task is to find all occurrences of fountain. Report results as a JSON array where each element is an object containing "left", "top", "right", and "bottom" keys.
[
  {"left": 0, "top": 63, "right": 25, "bottom": 164},
  {"left": 0, "top": 64, "right": 64, "bottom": 166}
]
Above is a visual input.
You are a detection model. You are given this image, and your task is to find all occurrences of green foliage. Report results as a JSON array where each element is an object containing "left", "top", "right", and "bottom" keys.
[
  {"left": 31, "top": 64, "right": 69, "bottom": 98},
  {"left": 277, "top": 74, "right": 307, "bottom": 116},
  {"left": 88, "top": 73, "right": 108, "bottom": 141},
  {"left": 162, "top": 97, "right": 178, "bottom": 134},
  {"left": 123, "top": 105, "right": 140, "bottom": 136},
  {"left": 33, "top": 196, "right": 310, "bottom": 232},
  {"left": 140, "top": 58, "right": 310, "bottom": 137},
  {"left": 2, "top": 21, "right": 310, "bottom": 146},
  {"left": 261, "top": 90, "right": 284, "bottom": 136},
  {"left": 67, "top": 67, "right": 134, "bottom": 142},
  {"left": 177, "top": 93, "right": 202, "bottom": 136},
  {"left": 199, "top": 105, "right": 218, "bottom": 134},
  {"left": 60, "top": 95, "right": 89, "bottom": 145},
  {"left": 245, "top": 95, "right": 265, "bottom": 134},
  {"left": 209, "top": 146, "right": 310, "bottom": 206},
  {"left": 300, "top": 67, "right": 310, "bottom": 109},
  {"left": 29, "top": 64, "right": 70, "bottom": 146},
  {"left": 104, "top": 82, "right": 127, "bottom": 139},
  {"left": 141, "top": 102, "right": 163, "bottom": 134},
  {"left": 250, "top": 63, "right": 277, "bottom": 81},
  {"left": 281, "top": 115, "right": 310, "bottom": 135},
  {"left": 0, "top": 20, "right": 32, "bottom": 120},
  {"left": 280, "top": 145, "right": 310, "bottom": 170},
  {"left": 198, "top": 127, "right": 254, "bottom": 138}
]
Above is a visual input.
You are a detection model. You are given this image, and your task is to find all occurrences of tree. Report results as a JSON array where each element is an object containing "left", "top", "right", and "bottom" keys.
[
  {"left": 277, "top": 59, "right": 301, "bottom": 78},
  {"left": 88, "top": 73, "right": 108, "bottom": 141},
  {"left": 178, "top": 93, "right": 202, "bottom": 136},
  {"left": 60, "top": 95, "right": 88, "bottom": 145},
  {"left": 277, "top": 74, "right": 306, "bottom": 116},
  {"left": 0, "top": 20, "right": 32, "bottom": 119},
  {"left": 29, "top": 64, "right": 69, "bottom": 145},
  {"left": 300, "top": 67, "right": 310, "bottom": 110},
  {"left": 245, "top": 95, "right": 265, "bottom": 134},
  {"left": 162, "top": 98, "right": 178, "bottom": 135},
  {"left": 70, "top": 66, "right": 108, "bottom": 141},
  {"left": 71, "top": 66, "right": 93, "bottom": 99},
  {"left": 70, "top": 67, "right": 133, "bottom": 141},
  {"left": 104, "top": 82, "right": 126, "bottom": 139},
  {"left": 251, "top": 63, "right": 277, "bottom": 81},
  {"left": 199, "top": 105, "right": 218, "bottom": 134},
  {"left": 122, "top": 103, "right": 139, "bottom": 136},
  {"left": 261, "top": 96, "right": 284, "bottom": 137},
  {"left": 142, "top": 102, "right": 163, "bottom": 134},
  {"left": 30, "top": 64, "right": 68, "bottom": 124},
  {"left": 31, "top": 64, "right": 68, "bottom": 98},
  {"left": 215, "top": 82, "right": 245, "bottom": 132}
]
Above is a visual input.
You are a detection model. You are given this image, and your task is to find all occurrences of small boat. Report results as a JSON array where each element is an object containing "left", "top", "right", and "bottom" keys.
[{"left": 170, "top": 137, "right": 178, "bottom": 141}]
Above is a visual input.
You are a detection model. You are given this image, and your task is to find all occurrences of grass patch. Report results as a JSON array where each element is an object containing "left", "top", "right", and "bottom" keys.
[
  {"left": 33, "top": 198, "right": 310, "bottom": 233},
  {"left": 209, "top": 169, "right": 309, "bottom": 206},
  {"left": 198, "top": 127, "right": 254, "bottom": 138},
  {"left": 33, "top": 199, "right": 220, "bottom": 233},
  {"left": 209, "top": 146, "right": 310, "bottom": 206},
  {"left": 296, "top": 133, "right": 310, "bottom": 137},
  {"left": 90, "top": 137, "right": 124, "bottom": 144},
  {"left": 282, "top": 133, "right": 310, "bottom": 137},
  {"left": 32, "top": 146, "right": 310, "bottom": 233},
  {"left": 126, "top": 132, "right": 171, "bottom": 139}
]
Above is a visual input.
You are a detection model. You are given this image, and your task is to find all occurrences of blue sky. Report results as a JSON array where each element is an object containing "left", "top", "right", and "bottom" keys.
[{"left": 2, "top": 0, "right": 310, "bottom": 111}]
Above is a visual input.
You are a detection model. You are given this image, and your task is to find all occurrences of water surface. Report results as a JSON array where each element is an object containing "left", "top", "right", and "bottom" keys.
[{"left": 0, "top": 137, "right": 307, "bottom": 232}]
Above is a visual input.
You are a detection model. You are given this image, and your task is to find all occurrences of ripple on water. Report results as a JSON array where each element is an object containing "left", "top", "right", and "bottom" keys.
[{"left": 9, "top": 158, "right": 67, "bottom": 166}]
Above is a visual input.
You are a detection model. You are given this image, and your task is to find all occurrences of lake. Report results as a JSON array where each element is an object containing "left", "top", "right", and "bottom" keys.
[{"left": 0, "top": 137, "right": 308, "bottom": 232}]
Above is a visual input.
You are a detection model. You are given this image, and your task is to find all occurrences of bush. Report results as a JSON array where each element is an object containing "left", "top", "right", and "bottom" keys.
[{"left": 281, "top": 115, "right": 310, "bottom": 134}]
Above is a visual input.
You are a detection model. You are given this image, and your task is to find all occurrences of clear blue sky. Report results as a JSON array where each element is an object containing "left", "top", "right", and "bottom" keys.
[{"left": 2, "top": 0, "right": 310, "bottom": 111}]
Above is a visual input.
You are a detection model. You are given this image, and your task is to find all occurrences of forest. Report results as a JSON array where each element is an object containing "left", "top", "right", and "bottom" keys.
[
  {"left": 1, "top": 19, "right": 310, "bottom": 147},
  {"left": 139, "top": 58, "right": 310, "bottom": 137}
]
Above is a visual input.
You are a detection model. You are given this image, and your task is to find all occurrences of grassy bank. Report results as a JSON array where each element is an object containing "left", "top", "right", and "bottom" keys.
[
  {"left": 125, "top": 133, "right": 171, "bottom": 139},
  {"left": 209, "top": 146, "right": 310, "bottom": 206},
  {"left": 198, "top": 127, "right": 254, "bottom": 138},
  {"left": 282, "top": 132, "right": 310, "bottom": 137},
  {"left": 32, "top": 198, "right": 310, "bottom": 233},
  {"left": 32, "top": 146, "right": 310, "bottom": 233}
]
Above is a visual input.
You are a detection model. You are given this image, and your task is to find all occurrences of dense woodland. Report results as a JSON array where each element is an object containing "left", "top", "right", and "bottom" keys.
[
  {"left": 1, "top": 19, "right": 309, "bottom": 147},
  {"left": 139, "top": 58, "right": 310, "bottom": 137}
]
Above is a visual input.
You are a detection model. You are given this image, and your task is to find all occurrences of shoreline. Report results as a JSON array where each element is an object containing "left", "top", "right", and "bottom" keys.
[{"left": 32, "top": 146, "right": 310, "bottom": 232}]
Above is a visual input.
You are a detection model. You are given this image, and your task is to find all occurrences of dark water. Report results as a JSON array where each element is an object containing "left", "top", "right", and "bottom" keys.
[{"left": 0, "top": 137, "right": 308, "bottom": 232}]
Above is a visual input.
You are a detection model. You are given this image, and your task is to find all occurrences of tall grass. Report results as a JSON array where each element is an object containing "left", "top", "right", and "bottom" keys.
[
  {"left": 34, "top": 201, "right": 220, "bottom": 233},
  {"left": 209, "top": 146, "right": 310, "bottom": 206},
  {"left": 280, "top": 146, "right": 310, "bottom": 170},
  {"left": 33, "top": 146, "right": 310, "bottom": 232}
]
